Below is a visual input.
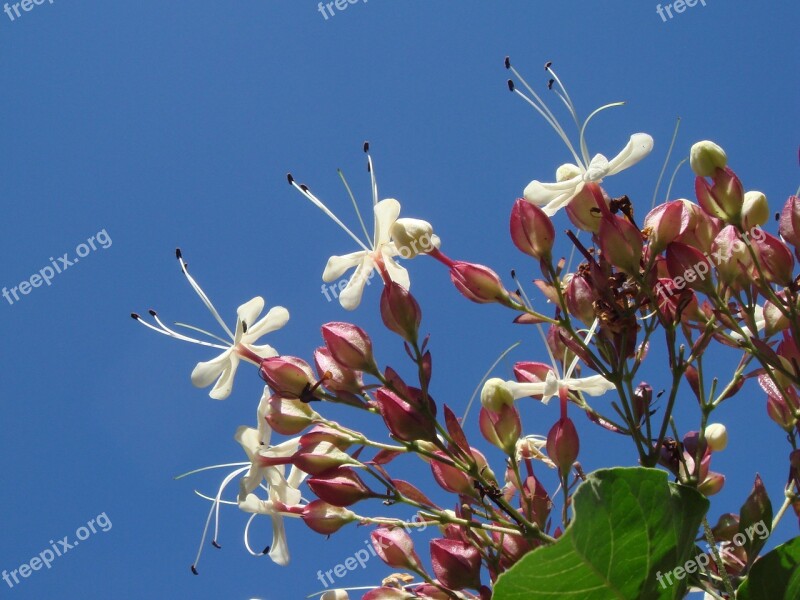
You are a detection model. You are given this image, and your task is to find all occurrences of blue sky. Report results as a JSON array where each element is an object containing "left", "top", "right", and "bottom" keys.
[{"left": 0, "top": 1, "right": 798, "bottom": 598}]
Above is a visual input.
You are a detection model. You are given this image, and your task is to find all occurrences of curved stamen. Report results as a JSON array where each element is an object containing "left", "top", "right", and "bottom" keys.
[
  {"left": 131, "top": 313, "right": 227, "bottom": 350},
  {"left": 665, "top": 157, "right": 689, "bottom": 202},
  {"left": 243, "top": 513, "right": 268, "bottom": 556},
  {"left": 176, "top": 250, "right": 236, "bottom": 340},
  {"left": 288, "top": 177, "right": 371, "bottom": 253},
  {"left": 652, "top": 117, "right": 682, "bottom": 208},
  {"left": 462, "top": 340, "right": 522, "bottom": 421},
  {"left": 151, "top": 312, "right": 228, "bottom": 349},
  {"left": 173, "top": 322, "right": 233, "bottom": 346},
  {"left": 174, "top": 462, "right": 250, "bottom": 480},
  {"left": 578, "top": 102, "right": 626, "bottom": 169},
  {"left": 338, "top": 169, "right": 372, "bottom": 248}
]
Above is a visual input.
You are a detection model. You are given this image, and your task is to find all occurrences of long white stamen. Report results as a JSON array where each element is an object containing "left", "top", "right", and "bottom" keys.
[
  {"left": 508, "top": 64, "right": 586, "bottom": 169},
  {"left": 151, "top": 313, "right": 228, "bottom": 349},
  {"left": 337, "top": 169, "right": 372, "bottom": 247},
  {"left": 665, "top": 157, "right": 689, "bottom": 202},
  {"left": 512, "top": 88, "right": 585, "bottom": 169},
  {"left": 174, "top": 462, "right": 250, "bottom": 480},
  {"left": 652, "top": 117, "right": 682, "bottom": 208},
  {"left": 365, "top": 144, "right": 380, "bottom": 246},
  {"left": 190, "top": 465, "right": 249, "bottom": 572},
  {"left": 194, "top": 491, "right": 237, "bottom": 505},
  {"left": 172, "top": 322, "right": 232, "bottom": 346},
  {"left": 462, "top": 341, "right": 522, "bottom": 421},
  {"left": 565, "top": 318, "right": 600, "bottom": 379},
  {"left": 536, "top": 322, "right": 561, "bottom": 378},
  {"left": 578, "top": 102, "right": 625, "bottom": 169},
  {"left": 243, "top": 513, "right": 266, "bottom": 556},
  {"left": 290, "top": 179, "right": 371, "bottom": 252},
  {"left": 546, "top": 66, "right": 581, "bottom": 132},
  {"left": 132, "top": 314, "right": 227, "bottom": 350},
  {"left": 176, "top": 252, "right": 236, "bottom": 340}
]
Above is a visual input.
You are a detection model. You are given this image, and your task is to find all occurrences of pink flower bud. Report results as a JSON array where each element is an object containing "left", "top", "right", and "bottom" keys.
[
  {"left": 565, "top": 184, "right": 607, "bottom": 233},
  {"left": 374, "top": 386, "right": 437, "bottom": 442},
  {"left": 449, "top": 261, "right": 515, "bottom": 306},
  {"left": 767, "top": 392, "right": 797, "bottom": 431},
  {"left": 321, "top": 322, "right": 378, "bottom": 373},
  {"left": 565, "top": 274, "right": 596, "bottom": 326},
  {"left": 695, "top": 167, "right": 744, "bottom": 224},
  {"left": 510, "top": 199, "right": 555, "bottom": 260},
  {"left": 675, "top": 200, "right": 721, "bottom": 254},
  {"left": 666, "top": 242, "right": 715, "bottom": 293},
  {"left": 698, "top": 471, "right": 725, "bottom": 496},
  {"left": 546, "top": 417, "right": 580, "bottom": 478},
  {"left": 430, "top": 451, "right": 474, "bottom": 496},
  {"left": 430, "top": 539, "right": 482, "bottom": 590},
  {"left": 314, "top": 347, "right": 363, "bottom": 394},
  {"left": 259, "top": 356, "right": 317, "bottom": 399},
  {"left": 302, "top": 500, "right": 357, "bottom": 535},
  {"left": 764, "top": 298, "right": 790, "bottom": 336},
  {"left": 632, "top": 383, "right": 652, "bottom": 424},
  {"left": 479, "top": 405, "right": 521, "bottom": 454},
  {"left": 779, "top": 196, "right": 800, "bottom": 257},
  {"left": 266, "top": 395, "right": 319, "bottom": 435},
  {"left": 598, "top": 213, "right": 643, "bottom": 275},
  {"left": 292, "top": 440, "right": 360, "bottom": 476},
  {"left": 712, "top": 225, "right": 753, "bottom": 287},
  {"left": 380, "top": 282, "right": 422, "bottom": 343},
  {"left": 308, "top": 467, "right": 372, "bottom": 507},
  {"left": 370, "top": 527, "right": 422, "bottom": 570},
  {"left": 752, "top": 232, "right": 794, "bottom": 285},
  {"left": 644, "top": 201, "right": 685, "bottom": 254}
]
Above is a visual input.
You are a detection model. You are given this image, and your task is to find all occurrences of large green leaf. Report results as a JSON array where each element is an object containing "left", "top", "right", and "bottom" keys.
[
  {"left": 736, "top": 536, "right": 800, "bottom": 600},
  {"left": 493, "top": 467, "right": 709, "bottom": 600}
]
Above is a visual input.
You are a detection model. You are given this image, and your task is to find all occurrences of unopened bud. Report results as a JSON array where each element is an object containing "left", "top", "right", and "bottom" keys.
[
  {"left": 266, "top": 395, "right": 320, "bottom": 435},
  {"left": 259, "top": 356, "right": 317, "bottom": 399},
  {"left": 695, "top": 166, "right": 744, "bottom": 224},
  {"left": 302, "top": 500, "right": 357, "bottom": 535},
  {"left": 644, "top": 201, "right": 684, "bottom": 254},
  {"left": 370, "top": 527, "right": 422, "bottom": 570},
  {"left": 546, "top": 417, "right": 580, "bottom": 478},
  {"left": 321, "top": 591, "right": 350, "bottom": 600},
  {"left": 598, "top": 213, "right": 643, "bottom": 275},
  {"left": 380, "top": 282, "right": 422, "bottom": 343},
  {"left": 374, "top": 387, "right": 437, "bottom": 443},
  {"left": 704, "top": 423, "right": 728, "bottom": 452},
  {"left": 430, "top": 539, "right": 482, "bottom": 590},
  {"left": 690, "top": 140, "right": 727, "bottom": 178},
  {"left": 391, "top": 218, "right": 437, "bottom": 259},
  {"left": 321, "top": 322, "right": 378, "bottom": 373},
  {"left": 480, "top": 378, "right": 514, "bottom": 412},
  {"left": 752, "top": 232, "right": 795, "bottom": 285},
  {"left": 779, "top": 196, "right": 800, "bottom": 256},
  {"left": 742, "top": 191, "right": 769, "bottom": 230},
  {"left": 510, "top": 199, "right": 555, "bottom": 260},
  {"left": 308, "top": 468, "right": 372, "bottom": 507},
  {"left": 479, "top": 405, "right": 522, "bottom": 454},
  {"left": 450, "top": 261, "right": 515, "bottom": 306}
]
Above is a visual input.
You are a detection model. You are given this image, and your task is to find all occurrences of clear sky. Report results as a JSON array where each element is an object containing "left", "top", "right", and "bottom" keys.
[{"left": 0, "top": 1, "right": 798, "bottom": 599}]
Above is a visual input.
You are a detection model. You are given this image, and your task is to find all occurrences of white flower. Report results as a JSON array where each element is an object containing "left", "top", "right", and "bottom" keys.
[
  {"left": 289, "top": 146, "right": 436, "bottom": 310},
  {"left": 506, "top": 59, "right": 654, "bottom": 216},
  {"left": 728, "top": 304, "right": 765, "bottom": 342},
  {"left": 505, "top": 319, "right": 615, "bottom": 404},
  {"left": 133, "top": 250, "right": 289, "bottom": 400}
]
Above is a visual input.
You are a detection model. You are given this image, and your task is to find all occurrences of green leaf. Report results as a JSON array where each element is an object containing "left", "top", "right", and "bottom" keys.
[
  {"left": 493, "top": 467, "right": 709, "bottom": 600},
  {"left": 736, "top": 536, "right": 800, "bottom": 600}
]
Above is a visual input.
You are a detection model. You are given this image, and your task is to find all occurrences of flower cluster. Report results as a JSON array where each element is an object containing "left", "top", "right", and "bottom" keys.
[{"left": 134, "top": 60, "right": 800, "bottom": 599}]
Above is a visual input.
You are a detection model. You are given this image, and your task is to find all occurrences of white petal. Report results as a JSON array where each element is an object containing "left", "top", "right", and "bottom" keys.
[
  {"left": 383, "top": 254, "right": 410, "bottom": 289},
  {"left": 256, "top": 388, "right": 273, "bottom": 446},
  {"left": 244, "top": 306, "right": 289, "bottom": 341},
  {"left": 237, "top": 297, "right": 265, "bottom": 330},
  {"left": 323, "top": 251, "right": 367, "bottom": 282},
  {"left": 208, "top": 354, "right": 240, "bottom": 400},
  {"left": 235, "top": 426, "right": 261, "bottom": 459},
  {"left": 268, "top": 515, "right": 290, "bottom": 565},
  {"left": 566, "top": 374, "right": 616, "bottom": 396},
  {"left": 339, "top": 261, "right": 374, "bottom": 311},
  {"left": 246, "top": 344, "right": 278, "bottom": 360},
  {"left": 286, "top": 464, "right": 308, "bottom": 490},
  {"left": 373, "top": 198, "right": 401, "bottom": 246},
  {"left": 191, "top": 350, "right": 233, "bottom": 388},
  {"left": 260, "top": 437, "right": 302, "bottom": 460},
  {"left": 605, "top": 133, "right": 654, "bottom": 176},
  {"left": 238, "top": 492, "right": 271, "bottom": 514},
  {"left": 541, "top": 371, "right": 560, "bottom": 403},
  {"left": 505, "top": 380, "right": 547, "bottom": 400},
  {"left": 523, "top": 177, "right": 580, "bottom": 205},
  {"left": 583, "top": 154, "right": 610, "bottom": 182}
]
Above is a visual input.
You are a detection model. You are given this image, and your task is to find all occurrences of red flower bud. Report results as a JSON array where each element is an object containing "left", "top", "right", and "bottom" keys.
[
  {"left": 313, "top": 347, "right": 363, "bottom": 394},
  {"left": 430, "top": 539, "right": 482, "bottom": 590},
  {"left": 644, "top": 201, "right": 685, "bottom": 254},
  {"left": 695, "top": 167, "right": 745, "bottom": 224},
  {"left": 546, "top": 417, "right": 580, "bottom": 477},
  {"left": 292, "top": 440, "right": 361, "bottom": 476},
  {"left": 301, "top": 500, "right": 357, "bottom": 535},
  {"left": 598, "top": 214, "right": 643, "bottom": 275},
  {"left": 565, "top": 274, "right": 596, "bottom": 325},
  {"left": 711, "top": 225, "right": 754, "bottom": 287},
  {"left": 675, "top": 200, "right": 721, "bottom": 254},
  {"left": 767, "top": 392, "right": 797, "bottom": 431},
  {"left": 370, "top": 527, "right": 422, "bottom": 570},
  {"left": 380, "top": 282, "right": 422, "bottom": 343},
  {"left": 752, "top": 231, "right": 794, "bottom": 285},
  {"left": 666, "top": 242, "right": 715, "bottom": 293},
  {"left": 479, "top": 405, "right": 521, "bottom": 454},
  {"left": 321, "top": 322, "right": 378, "bottom": 373},
  {"left": 259, "top": 356, "right": 317, "bottom": 399},
  {"left": 374, "top": 387, "right": 437, "bottom": 443},
  {"left": 510, "top": 199, "right": 555, "bottom": 260},
  {"left": 308, "top": 467, "right": 372, "bottom": 507},
  {"left": 565, "top": 184, "right": 607, "bottom": 233},
  {"left": 449, "top": 261, "right": 515, "bottom": 306},
  {"left": 779, "top": 196, "right": 800, "bottom": 258}
]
